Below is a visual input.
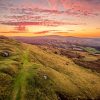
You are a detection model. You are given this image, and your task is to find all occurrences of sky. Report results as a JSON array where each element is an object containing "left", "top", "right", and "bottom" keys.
[{"left": 0, "top": 0, "right": 100, "bottom": 37}]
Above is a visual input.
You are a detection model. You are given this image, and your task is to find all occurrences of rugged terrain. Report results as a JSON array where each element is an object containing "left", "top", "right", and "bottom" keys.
[{"left": 0, "top": 36, "right": 100, "bottom": 100}]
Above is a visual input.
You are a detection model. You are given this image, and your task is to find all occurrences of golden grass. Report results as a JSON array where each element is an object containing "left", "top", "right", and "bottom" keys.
[{"left": 0, "top": 38, "right": 100, "bottom": 100}]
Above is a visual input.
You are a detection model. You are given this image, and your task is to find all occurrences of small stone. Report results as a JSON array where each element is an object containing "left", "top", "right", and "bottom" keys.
[
  {"left": 0, "top": 51, "right": 9, "bottom": 57},
  {"left": 43, "top": 75, "right": 48, "bottom": 80}
]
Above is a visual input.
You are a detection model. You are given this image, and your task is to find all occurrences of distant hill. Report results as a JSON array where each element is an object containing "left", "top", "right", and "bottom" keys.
[
  {"left": 12, "top": 35, "right": 100, "bottom": 50},
  {"left": 0, "top": 36, "right": 100, "bottom": 100}
]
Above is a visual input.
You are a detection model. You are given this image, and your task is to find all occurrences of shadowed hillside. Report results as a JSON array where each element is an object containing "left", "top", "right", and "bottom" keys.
[{"left": 0, "top": 36, "right": 100, "bottom": 100}]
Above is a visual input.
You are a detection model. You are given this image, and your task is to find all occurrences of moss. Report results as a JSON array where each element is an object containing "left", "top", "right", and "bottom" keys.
[
  {"left": 26, "top": 74, "right": 58, "bottom": 100},
  {"left": 0, "top": 73, "right": 13, "bottom": 100}
]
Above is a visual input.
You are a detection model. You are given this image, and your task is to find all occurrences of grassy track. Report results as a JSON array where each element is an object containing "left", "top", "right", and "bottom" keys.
[{"left": 12, "top": 48, "right": 32, "bottom": 100}]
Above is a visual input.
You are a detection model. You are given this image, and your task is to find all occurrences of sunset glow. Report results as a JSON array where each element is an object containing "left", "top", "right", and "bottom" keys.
[{"left": 0, "top": 0, "right": 100, "bottom": 37}]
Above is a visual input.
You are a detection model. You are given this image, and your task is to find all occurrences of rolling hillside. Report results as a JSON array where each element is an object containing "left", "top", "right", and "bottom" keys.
[{"left": 0, "top": 36, "right": 100, "bottom": 100}]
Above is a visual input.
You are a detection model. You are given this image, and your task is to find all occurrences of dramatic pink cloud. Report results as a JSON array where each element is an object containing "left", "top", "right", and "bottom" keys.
[
  {"left": 0, "top": 0, "right": 100, "bottom": 36},
  {"left": 0, "top": 0, "right": 100, "bottom": 26},
  {"left": 1, "top": 20, "right": 85, "bottom": 27},
  {"left": 60, "top": 0, "right": 100, "bottom": 16}
]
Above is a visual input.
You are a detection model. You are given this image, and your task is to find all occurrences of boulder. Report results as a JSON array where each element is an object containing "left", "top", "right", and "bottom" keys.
[{"left": 0, "top": 51, "right": 9, "bottom": 57}]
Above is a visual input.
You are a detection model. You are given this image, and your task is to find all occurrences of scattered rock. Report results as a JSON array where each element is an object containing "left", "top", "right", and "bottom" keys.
[
  {"left": 0, "top": 51, "right": 10, "bottom": 57},
  {"left": 43, "top": 75, "right": 48, "bottom": 80}
]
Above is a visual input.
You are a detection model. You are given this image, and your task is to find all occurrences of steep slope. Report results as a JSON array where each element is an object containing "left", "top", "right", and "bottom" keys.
[{"left": 0, "top": 36, "right": 100, "bottom": 100}]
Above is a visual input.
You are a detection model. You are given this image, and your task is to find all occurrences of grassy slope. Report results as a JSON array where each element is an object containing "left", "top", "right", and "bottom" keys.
[{"left": 0, "top": 37, "right": 100, "bottom": 100}]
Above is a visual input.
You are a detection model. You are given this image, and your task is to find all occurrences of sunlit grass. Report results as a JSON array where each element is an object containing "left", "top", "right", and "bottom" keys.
[{"left": 0, "top": 37, "right": 100, "bottom": 100}]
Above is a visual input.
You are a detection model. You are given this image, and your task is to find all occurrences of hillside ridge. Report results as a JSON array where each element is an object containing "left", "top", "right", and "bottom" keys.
[{"left": 0, "top": 36, "right": 100, "bottom": 100}]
